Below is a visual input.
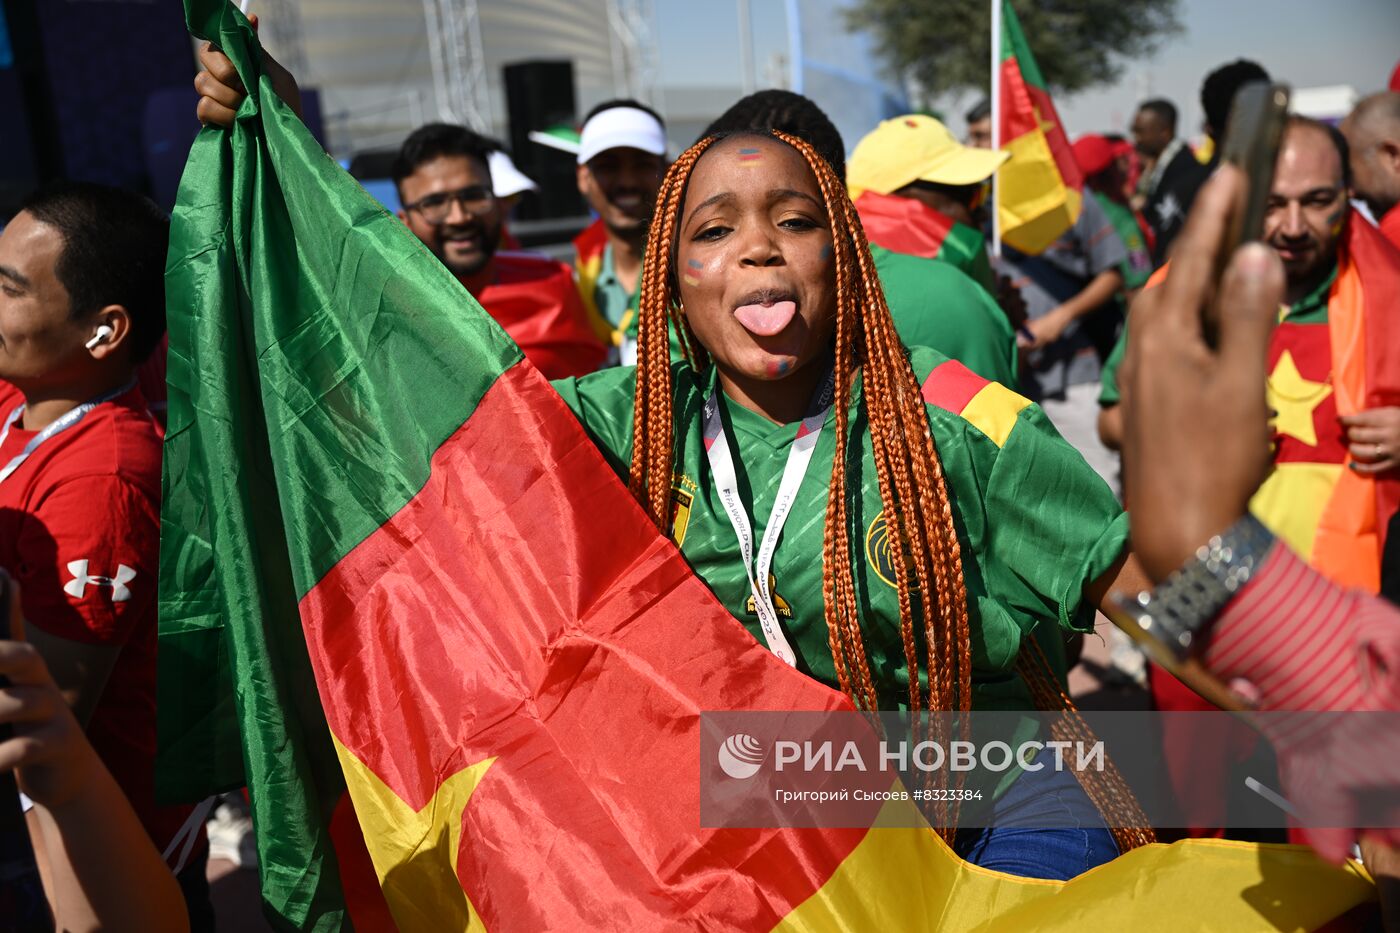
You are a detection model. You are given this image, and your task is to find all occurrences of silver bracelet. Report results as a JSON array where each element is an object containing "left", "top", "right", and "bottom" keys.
[{"left": 1117, "top": 514, "right": 1277, "bottom": 661}]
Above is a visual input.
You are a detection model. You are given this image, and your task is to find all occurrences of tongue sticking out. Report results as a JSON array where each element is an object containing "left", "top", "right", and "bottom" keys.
[{"left": 734, "top": 300, "right": 797, "bottom": 337}]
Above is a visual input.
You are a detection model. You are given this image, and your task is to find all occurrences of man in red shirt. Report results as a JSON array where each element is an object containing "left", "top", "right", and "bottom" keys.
[
  {"left": 392, "top": 123, "right": 606, "bottom": 379},
  {"left": 0, "top": 182, "right": 210, "bottom": 925}
]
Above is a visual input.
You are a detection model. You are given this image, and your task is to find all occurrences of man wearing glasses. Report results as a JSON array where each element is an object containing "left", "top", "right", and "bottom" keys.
[{"left": 392, "top": 124, "right": 606, "bottom": 378}]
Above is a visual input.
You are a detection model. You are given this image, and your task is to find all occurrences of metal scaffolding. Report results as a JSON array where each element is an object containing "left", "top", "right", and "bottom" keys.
[
  {"left": 420, "top": 0, "right": 492, "bottom": 131},
  {"left": 606, "top": 0, "right": 663, "bottom": 112},
  {"left": 253, "top": 0, "right": 309, "bottom": 78}
]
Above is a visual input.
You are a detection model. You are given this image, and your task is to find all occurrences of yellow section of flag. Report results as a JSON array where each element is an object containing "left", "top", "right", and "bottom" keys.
[
  {"left": 332, "top": 735, "right": 492, "bottom": 933},
  {"left": 1252, "top": 462, "right": 1347, "bottom": 563},
  {"left": 961, "top": 381, "right": 1031, "bottom": 449},
  {"left": 998, "top": 130, "right": 1082, "bottom": 255},
  {"left": 778, "top": 798, "right": 1374, "bottom": 931}
]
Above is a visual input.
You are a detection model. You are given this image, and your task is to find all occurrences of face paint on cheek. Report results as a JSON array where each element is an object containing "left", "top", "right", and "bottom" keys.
[
  {"left": 1325, "top": 205, "right": 1346, "bottom": 239},
  {"left": 819, "top": 243, "right": 833, "bottom": 262},
  {"left": 737, "top": 147, "right": 765, "bottom": 168},
  {"left": 682, "top": 258, "right": 704, "bottom": 287}
]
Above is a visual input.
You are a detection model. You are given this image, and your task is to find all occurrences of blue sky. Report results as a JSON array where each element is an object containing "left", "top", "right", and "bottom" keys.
[{"left": 655, "top": 0, "right": 1400, "bottom": 140}]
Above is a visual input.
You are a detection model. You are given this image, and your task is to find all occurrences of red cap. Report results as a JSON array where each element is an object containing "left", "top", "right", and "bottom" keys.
[
  {"left": 1390, "top": 59, "right": 1400, "bottom": 92},
  {"left": 1072, "top": 134, "right": 1116, "bottom": 177}
]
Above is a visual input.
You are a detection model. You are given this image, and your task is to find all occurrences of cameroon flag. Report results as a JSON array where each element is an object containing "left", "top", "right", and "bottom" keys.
[
  {"left": 854, "top": 190, "right": 998, "bottom": 295},
  {"left": 157, "top": 3, "right": 1378, "bottom": 929},
  {"left": 996, "top": 0, "right": 1083, "bottom": 254},
  {"left": 1253, "top": 216, "right": 1400, "bottom": 591}
]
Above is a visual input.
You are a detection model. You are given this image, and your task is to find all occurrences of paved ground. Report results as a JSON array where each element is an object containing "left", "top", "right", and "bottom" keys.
[{"left": 1070, "top": 616, "right": 1151, "bottom": 712}]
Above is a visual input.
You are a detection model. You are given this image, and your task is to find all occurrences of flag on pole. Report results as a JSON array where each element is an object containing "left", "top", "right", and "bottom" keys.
[
  {"left": 994, "top": 0, "right": 1084, "bottom": 254},
  {"left": 157, "top": 2, "right": 1378, "bottom": 929}
]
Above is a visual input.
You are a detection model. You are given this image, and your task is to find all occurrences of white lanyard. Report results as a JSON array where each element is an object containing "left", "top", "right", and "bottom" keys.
[
  {"left": 703, "top": 368, "right": 835, "bottom": 666},
  {"left": 0, "top": 380, "right": 135, "bottom": 487}
]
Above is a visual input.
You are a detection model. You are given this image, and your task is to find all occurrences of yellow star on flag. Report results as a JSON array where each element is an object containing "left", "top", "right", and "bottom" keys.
[
  {"left": 333, "top": 736, "right": 494, "bottom": 933},
  {"left": 1267, "top": 349, "right": 1332, "bottom": 448}
]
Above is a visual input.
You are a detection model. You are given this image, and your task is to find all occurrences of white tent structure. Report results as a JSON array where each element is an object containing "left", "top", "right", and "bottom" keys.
[{"left": 254, "top": 0, "right": 906, "bottom": 162}]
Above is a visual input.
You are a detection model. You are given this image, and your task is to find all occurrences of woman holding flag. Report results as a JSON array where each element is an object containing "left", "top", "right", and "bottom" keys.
[{"left": 193, "top": 28, "right": 1156, "bottom": 883}]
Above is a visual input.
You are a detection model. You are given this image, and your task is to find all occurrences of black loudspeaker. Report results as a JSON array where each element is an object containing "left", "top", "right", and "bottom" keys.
[{"left": 503, "top": 60, "right": 583, "bottom": 221}]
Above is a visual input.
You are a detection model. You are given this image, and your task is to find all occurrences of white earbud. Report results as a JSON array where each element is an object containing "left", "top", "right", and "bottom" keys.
[{"left": 85, "top": 325, "right": 114, "bottom": 350}]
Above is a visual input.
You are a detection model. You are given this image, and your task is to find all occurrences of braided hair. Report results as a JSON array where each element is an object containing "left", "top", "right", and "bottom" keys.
[
  {"left": 627, "top": 130, "right": 1153, "bottom": 849},
  {"left": 630, "top": 129, "right": 970, "bottom": 721}
]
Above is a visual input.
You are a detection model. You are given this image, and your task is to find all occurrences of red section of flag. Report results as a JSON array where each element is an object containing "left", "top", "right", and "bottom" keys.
[
  {"left": 298, "top": 363, "right": 867, "bottom": 930},
  {"left": 854, "top": 191, "right": 954, "bottom": 260},
  {"left": 920, "top": 359, "right": 987, "bottom": 414},
  {"left": 1349, "top": 219, "right": 1400, "bottom": 538},
  {"left": 998, "top": 58, "right": 1082, "bottom": 193},
  {"left": 1268, "top": 322, "right": 1345, "bottom": 466},
  {"left": 481, "top": 254, "right": 607, "bottom": 379},
  {"left": 998, "top": 58, "right": 1039, "bottom": 142}
]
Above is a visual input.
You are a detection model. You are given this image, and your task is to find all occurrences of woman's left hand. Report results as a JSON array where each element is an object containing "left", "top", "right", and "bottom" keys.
[{"left": 1341, "top": 406, "right": 1400, "bottom": 475}]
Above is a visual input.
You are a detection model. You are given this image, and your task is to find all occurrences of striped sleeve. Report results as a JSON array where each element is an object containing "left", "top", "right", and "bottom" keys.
[{"left": 1204, "top": 544, "right": 1400, "bottom": 714}]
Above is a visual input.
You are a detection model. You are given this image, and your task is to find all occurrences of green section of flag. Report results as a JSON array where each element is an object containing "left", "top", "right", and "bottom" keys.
[
  {"left": 999, "top": 1, "right": 1047, "bottom": 90},
  {"left": 158, "top": 1, "right": 520, "bottom": 927}
]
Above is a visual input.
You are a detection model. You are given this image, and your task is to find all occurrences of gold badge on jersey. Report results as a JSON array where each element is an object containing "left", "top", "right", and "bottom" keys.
[
  {"left": 866, "top": 511, "right": 922, "bottom": 591},
  {"left": 866, "top": 512, "right": 898, "bottom": 589},
  {"left": 745, "top": 574, "right": 794, "bottom": 619},
  {"left": 668, "top": 474, "right": 698, "bottom": 547}
]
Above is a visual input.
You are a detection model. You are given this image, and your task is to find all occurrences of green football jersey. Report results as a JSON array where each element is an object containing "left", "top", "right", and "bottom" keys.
[
  {"left": 872, "top": 245, "right": 1020, "bottom": 389},
  {"left": 554, "top": 346, "right": 1126, "bottom": 714}
]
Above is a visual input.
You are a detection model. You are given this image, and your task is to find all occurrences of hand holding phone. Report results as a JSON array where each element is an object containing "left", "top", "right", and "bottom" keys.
[
  {"left": 1201, "top": 82, "right": 1290, "bottom": 346},
  {"left": 1105, "top": 84, "right": 1293, "bottom": 711},
  {"left": 1114, "top": 166, "right": 1286, "bottom": 690}
]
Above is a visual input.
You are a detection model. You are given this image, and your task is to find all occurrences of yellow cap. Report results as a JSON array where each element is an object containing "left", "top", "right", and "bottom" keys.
[{"left": 848, "top": 114, "right": 1010, "bottom": 196}]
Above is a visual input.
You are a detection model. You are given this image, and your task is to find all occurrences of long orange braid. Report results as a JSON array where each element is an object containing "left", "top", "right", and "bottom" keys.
[{"left": 626, "top": 130, "right": 1152, "bottom": 847}]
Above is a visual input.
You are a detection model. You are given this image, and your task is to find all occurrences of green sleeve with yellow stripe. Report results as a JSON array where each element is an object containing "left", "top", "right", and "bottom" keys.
[{"left": 912, "top": 348, "right": 1128, "bottom": 648}]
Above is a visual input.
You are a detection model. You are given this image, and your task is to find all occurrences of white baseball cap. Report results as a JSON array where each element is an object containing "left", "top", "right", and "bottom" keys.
[
  {"left": 487, "top": 150, "right": 538, "bottom": 198},
  {"left": 577, "top": 106, "right": 667, "bottom": 166}
]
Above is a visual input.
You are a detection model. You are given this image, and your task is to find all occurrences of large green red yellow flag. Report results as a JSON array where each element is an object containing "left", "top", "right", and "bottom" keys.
[
  {"left": 995, "top": 0, "right": 1083, "bottom": 254},
  {"left": 1249, "top": 216, "right": 1400, "bottom": 591},
  {"left": 157, "top": 2, "right": 1378, "bottom": 929}
]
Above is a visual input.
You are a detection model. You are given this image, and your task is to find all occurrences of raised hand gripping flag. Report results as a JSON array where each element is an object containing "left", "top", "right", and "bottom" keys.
[{"left": 156, "top": 2, "right": 1378, "bottom": 929}]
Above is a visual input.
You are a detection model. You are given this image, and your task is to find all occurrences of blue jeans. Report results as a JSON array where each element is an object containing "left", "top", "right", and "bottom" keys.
[{"left": 952, "top": 748, "right": 1120, "bottom": 881}]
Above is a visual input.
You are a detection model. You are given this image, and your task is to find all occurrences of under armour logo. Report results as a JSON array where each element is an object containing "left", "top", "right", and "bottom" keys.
[{"left": 63, "top": 560, "right": 136, "bottom": 602}]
